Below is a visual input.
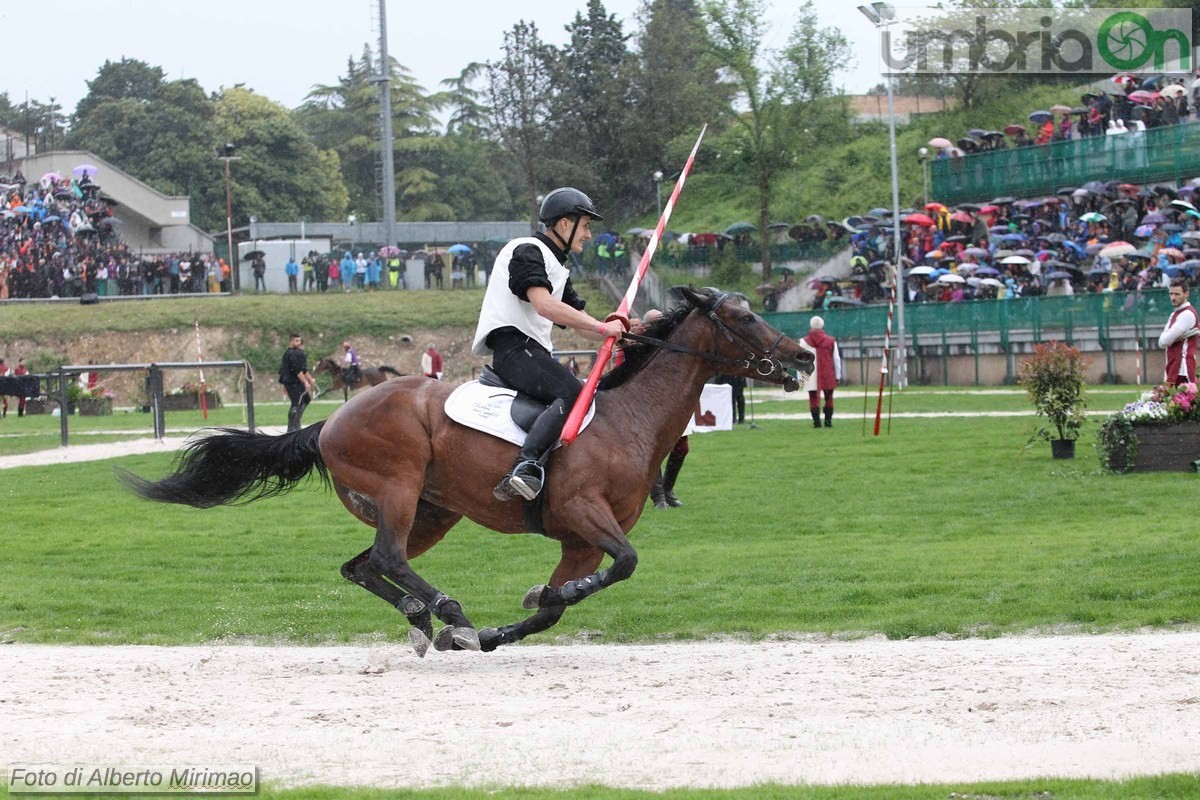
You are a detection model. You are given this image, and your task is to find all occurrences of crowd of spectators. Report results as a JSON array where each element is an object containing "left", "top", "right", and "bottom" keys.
[
  {"left": 934, "top": 75, "right": 1196, "bottom": 157},
  {"left": 816, "top": 177, "right": 1200, "bottom": 310},
  {"left": 0, "top": 167, "right": 232, "bottom": 300}
]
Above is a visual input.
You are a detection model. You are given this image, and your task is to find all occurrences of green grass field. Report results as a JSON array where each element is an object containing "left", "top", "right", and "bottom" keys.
[{"left": 3, "top": 399, "right": 1199, "bottom": 646}]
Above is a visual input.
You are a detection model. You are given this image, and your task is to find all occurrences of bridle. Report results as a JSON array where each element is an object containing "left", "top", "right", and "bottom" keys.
[{"left": 620, "top": 293, "right": 809, "bottom": 387}]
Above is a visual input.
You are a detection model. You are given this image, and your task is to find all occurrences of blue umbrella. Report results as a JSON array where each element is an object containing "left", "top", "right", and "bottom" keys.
[
  {"left": 1029, "top": 110, "right": 1053, "bottom": 123},
  {"left": 448, "top": 243, "right": 472, "bottom": 254},
  {"left": 1046, "top": 271, "right": 1074, "bottom": 280},
  {"left": 975, "top": 266, "right": 1001, "bottom": 276},
  {"left": 42, "top": 215, "right": 61, "bottom": 222},
  {"left": 1062, "top": 241, "right": 1085, "bottom": 256},
  {"left": 999, "top": 233, "right": 1027, "bottom": 242},
  {"left": 12, "top": 205, "right": 30, "bottom": 214}
]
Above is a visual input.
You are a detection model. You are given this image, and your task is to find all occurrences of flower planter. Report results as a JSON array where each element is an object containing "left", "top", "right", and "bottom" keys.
[
  {"left": 1050, "top": 439, "right": 1076, "bottom": 459},
  {"left": 22, "top": 398, "right": 47, "bottom": 415},
  {"left": 78, "top": 397, "right": 113, "bottom": 416},
  {"left": 1125, "top": 422, "right": 1200, "bottom": 472},
  {"left": 161, "top": 392, "right": 222, "bottom": 411}
]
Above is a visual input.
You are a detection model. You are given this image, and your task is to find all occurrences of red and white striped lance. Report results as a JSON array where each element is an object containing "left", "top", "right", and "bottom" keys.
[
  {"left": 560, "top": 125, "right": 707, "bottom": 445},
  {"left": 1135, "top": 338, "right": 1142, "bottom": 385}
]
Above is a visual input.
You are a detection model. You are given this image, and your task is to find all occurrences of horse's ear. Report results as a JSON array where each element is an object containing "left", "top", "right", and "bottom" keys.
[{"left": 679, "top": 285, "right": 711, "bottom": 310}]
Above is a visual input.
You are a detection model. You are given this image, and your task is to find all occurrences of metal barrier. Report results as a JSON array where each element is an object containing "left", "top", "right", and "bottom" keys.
[
  {"left": 931, "top": 123, "right": 1200, "bottom": 204},
  {"left": 765, "top": 289, "right": 1174, "bottom": 385},
  {"left": 52, "top": 360, "right": 255, "bottom": 447}
]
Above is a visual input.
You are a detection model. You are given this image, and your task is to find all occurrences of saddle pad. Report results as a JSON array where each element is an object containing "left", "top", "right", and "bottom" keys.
[{"left": 444, "top": 380, "right": 597, "bottom": 447}]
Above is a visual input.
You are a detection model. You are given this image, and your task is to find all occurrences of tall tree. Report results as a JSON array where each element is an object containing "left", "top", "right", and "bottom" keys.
[
  {"left": 549, "top": 0, "right": 640, "bottom": 215},
  {"left": 486, "top": 21, "right": 557, "bottom": 231},
  {"left": 703, "top": 0, "right": 849, "bottom": 278},
  {"left": 74, "top": 58, "right": 166, "bottom": 120},
  {"left": 633, "top": 0, "right": 731, "bottom": 191}
]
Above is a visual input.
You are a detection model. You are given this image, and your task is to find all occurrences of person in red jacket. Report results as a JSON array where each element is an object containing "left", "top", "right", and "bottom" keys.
[
  {"left": 13, "top": 357, "right": 29, "bottom": 417},
  {"left": 801, "top": 316, "right": 842, "bottom": 428},
  {"left": 421, "top": 343, "right": 443, "bottom": 380},
  {"left": 1159, "top": 277, "right": 1198, "bottom": 385}
]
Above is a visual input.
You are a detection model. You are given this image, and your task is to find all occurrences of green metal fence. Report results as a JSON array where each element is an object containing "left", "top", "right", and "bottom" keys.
[
  {"left": 931, "top": 123, "right": 1200, "bottom": 204},
  {"left": 765, "top": 290, "right": 1177, "bottom": 384}
]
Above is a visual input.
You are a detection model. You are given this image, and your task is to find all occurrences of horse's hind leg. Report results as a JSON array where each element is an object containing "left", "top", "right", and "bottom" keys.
[
  {"left": 341, "top": 548, "right": 435, "bottom": 656},
  {"left": 478, "top": 539, "right": 604, "bottom": 652},
  {"left": 369, "top": 494, "right": 479, "bottom": 653}
]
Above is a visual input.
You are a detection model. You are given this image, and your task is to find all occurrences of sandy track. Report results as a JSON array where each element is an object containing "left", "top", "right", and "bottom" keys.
[{"left": 3, "top": 634, "right": 1199, "bottom": 789}]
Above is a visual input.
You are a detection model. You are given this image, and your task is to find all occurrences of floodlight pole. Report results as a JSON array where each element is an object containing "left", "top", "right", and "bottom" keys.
[
  {"left": 861, "top": 2, "right": 908, "bottom": 388},
  {"left": 375, "top": 0, "right": 397, "bottom": 252},
  {"left": 218, "top": 145, "right": 241, "bottom": 293}
]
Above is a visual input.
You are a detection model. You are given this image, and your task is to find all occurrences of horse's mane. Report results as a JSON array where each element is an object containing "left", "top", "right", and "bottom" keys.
[{"left": 598, "top": 304, "right": 694, "bottom": 391}]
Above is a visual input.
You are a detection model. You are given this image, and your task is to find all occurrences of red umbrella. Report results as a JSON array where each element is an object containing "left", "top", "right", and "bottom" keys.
[
  {"left": 1128, "top": 90, "right": 1159, "bottom": 103},
  {"left": 1003, "top": 124, "right": 1026, "bottom": 136},
  {"left": 979, "top": 205, "right": 1000, "bottom": 215},
  {"left": 924, "top": 202, "right": 947, "bottom": 212},
  {"left": 950, "top": 211, "right": 974, "bottom": 223},
  {"left": 903, "top": 213, "right": 935, "bottom": 226}
]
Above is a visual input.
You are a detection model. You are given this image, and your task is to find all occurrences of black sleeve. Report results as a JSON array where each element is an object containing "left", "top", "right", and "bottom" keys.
[
  {"left": 507, "top": 243, "right": 553, "bottom": 301},
  {"left": 561, "top": 277, "right": 586, "bottom": 311}
]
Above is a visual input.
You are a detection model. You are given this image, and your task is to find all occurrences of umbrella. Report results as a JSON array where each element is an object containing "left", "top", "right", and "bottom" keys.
[
  {"left": 1042, "top": 233, "right": 1068, "bottom": 244},
  {"left": 980, "top": 277, "right": 1005, "bottom": 288},
  {"left": 963, "top": 247, "right": 990, "bottom": 258},
  {"left": 725, "top": 221, "right": 755, "bottom": 235},
  {"left": 924, "top": 202, "right": 947, "bottom": 212},
  {"left": 42, "top": 214, "right": 61, "bottom": 222},
  {"left": 448, "top": 243, "right": 472, "bottom": 254},
  {"left": 804, "top": 214, "right": 825, "bottom": 224},
  {"left": 967, "top": 128, "right": 987, "bottom": 138},
  {"left": 1134, "top": 224, "right": 1157, "bottom": 238},
  {"left": 1160, "top": 84, "right": 1186, "bottom": 98},
  {"left": 11, "top": 205, "right": 30, "bottom": 214},
  {"left": 1046, "top": 271, "right": 1074, "bottom": 281},
  {"left": 1062, "top": 241, "right": 1086, "bottom": 256},
  {"left": 1050, "top": 104, "right": 1072, "bottom": 114},
  {"left": 957, "top": 138, "right": 980, "bottom": 152},
  {"left": 243, "top": 249, "right": 266, "bottom": 260},
  {"left": 1001, "top": 255, "right": 1030, "bottom": 265},
  {"left": 982, "top": 131, "right": 1005, "bottom": 141},
  {"left": 1128, "top": 90, "right": 1159, "bottom": 103},
  {"left": 72, "top": 164, "right": 99, "bottom": 177},
  {"left": 1080, "top": 212, "right": 1107, "bottom": 223},
  {"left": 824, "top": 296, "right": 864, "bottom": 306},
  {"left": 74, "top": 224, "right": 97, "bottom": 235},
  {"left": 937, "top": 273, "right": 965, "bottom": 283},
  {"left": 908, "top": 265, "right": 935, "bottom": 276},
  {"left": 903, "top": 213, "right": 934, "bottom": 226},
  {"left": 1165, "top": 222, "right": 1187, "bottom": 230},
  {"left": 767, "top": 221, "right": 790, "bottom": 230},
  {"left": 990, "top": 196, "right": 1016, "bottom": 205},
  {"left": 39, "top": 171, "right": 63, "bottom": 184},
  {"left": 1179, "top": 260, "right": 1200, "bottom": 272},
  {"left": 1003, "top": 124, "right": 1026, "bottom": 136},
  {"left": 1113, "top": 73, "right": 1138, "bottom": 86},
  {"left": 98, "top": 216, "right": 123, "bottom": 227},
  {"left": 975, "top": 266, "right": 1001, "bottom": 276},
  {"left": 1089, "top": 267, "right": 1113, "bottom": 276},
  {"left": 98, "top": 197, "right": 119, "bottom": 207},
  {"left": 1141, "top": 212, "right": 1168, "bottom": 224},
  {"left": 979, "top": 205, "right": 1000, "bottom": 215},
  {"left": 625, "top": 227, "right": 646, "bottom": 235},
  {"left": 927, "top": 137, "right": 953, "bottom": 149},
  {"left": 1161, "top": 247, "right": 1185, "bottom": 261},
  {"left": 814, "top": 275, "right": 838, "bottom": 284},
  {"left": 999, "top": 233, "right": 1027, "bottom": 242},
  {"left": 1098, "top": 242, "right": 1136, "bottom": 257},
  {"left": 1140, "top": 75, "right": 1165, "bottom": 89},
  {"left": 1029, "top": 110, "right": 1053, "bottom": 123},
  {"left": 378, "top": 246, "right": 402, "bottom": 257},
  {"left": 950, "top": 211, "right": 974, "bottom": 224},
  {"left": 1170, "top": 199, "right": 1197, "bottom": 213}
]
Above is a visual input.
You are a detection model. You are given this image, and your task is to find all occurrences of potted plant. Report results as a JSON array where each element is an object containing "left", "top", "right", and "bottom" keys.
[
  {"left": 1018, "top": 341, "right": 1088, "bottom": 459},
  {"left": 78, "top": 388, "right": 114, "bottom": 416},
  {"left": 1098, "top": 382, "right": 1200, "bottom": 472},
  {"left": 63, "top": 381, "right": 84, "bottom": 415}
]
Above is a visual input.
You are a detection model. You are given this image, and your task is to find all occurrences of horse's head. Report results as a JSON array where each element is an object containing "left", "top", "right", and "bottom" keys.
[
  {"left": 679, "top": 286, "right": 814, "bottom": 391},
  {"left": 312, "top": 358, "right": 333, "bottom": 376}
]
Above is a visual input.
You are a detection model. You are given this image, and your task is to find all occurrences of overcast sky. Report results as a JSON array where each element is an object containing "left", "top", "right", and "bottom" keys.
[{"left": 0, "top": 0, "right": 887, "bottom": 120}]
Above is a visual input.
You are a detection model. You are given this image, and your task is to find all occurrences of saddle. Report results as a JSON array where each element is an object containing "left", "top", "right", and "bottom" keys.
[{"left": 443, "top": 367, "right": 596, "bottom": 447}]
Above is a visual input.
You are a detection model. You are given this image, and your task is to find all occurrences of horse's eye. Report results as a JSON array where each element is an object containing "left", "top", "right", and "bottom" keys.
[{"left": 741, "top": 314, "right": 754, "bottom": 324}]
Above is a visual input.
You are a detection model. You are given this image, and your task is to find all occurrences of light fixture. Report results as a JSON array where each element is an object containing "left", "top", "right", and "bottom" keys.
[
  {"left": 857, "top": 4, "right": 881, "bottom": 24},
  {"left": 873, "top": 2, "right": 896, "bottom": 22}
]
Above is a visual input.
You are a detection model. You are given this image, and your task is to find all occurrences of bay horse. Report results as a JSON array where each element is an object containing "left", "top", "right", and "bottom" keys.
[
  {"left": 117, "top": 288, "right": 813, "bottom": 656},
  {"left": 312, "top": 357, "right": 403, "bottom": 401}
]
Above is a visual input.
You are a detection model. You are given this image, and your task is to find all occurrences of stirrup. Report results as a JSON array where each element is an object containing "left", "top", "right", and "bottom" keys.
[{"left": 495, "top": 460, "right": 544, "bottom": 502}]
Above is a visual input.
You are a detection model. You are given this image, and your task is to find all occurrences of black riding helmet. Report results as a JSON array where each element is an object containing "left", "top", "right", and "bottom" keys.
[{"left": 540, "top": 187, "right": 603, "bottom": 254}]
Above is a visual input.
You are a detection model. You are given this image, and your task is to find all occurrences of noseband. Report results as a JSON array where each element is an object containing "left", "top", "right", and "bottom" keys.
[{"left": 620, "top": 294, "right": 807, "bottom": 385}]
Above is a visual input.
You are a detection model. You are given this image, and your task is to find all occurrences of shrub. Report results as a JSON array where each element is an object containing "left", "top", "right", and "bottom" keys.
[{"left": 1017, "top": 341, "right": 1088, "bottom": 441}]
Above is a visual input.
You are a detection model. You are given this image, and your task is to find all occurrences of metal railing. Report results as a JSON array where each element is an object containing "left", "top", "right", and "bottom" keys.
[{"left": 931, "top": 122, "right": 1200, "bottom": 204}]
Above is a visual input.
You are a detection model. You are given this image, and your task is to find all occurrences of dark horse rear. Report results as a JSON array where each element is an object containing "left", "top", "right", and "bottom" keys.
[{"left": 115, "top": 423, "right": 328, "bottom": 508}]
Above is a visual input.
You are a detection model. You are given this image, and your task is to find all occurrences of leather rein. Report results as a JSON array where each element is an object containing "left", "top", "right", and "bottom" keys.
[{"left": 619, "top": 294, "right": 804, "bottom": 384}]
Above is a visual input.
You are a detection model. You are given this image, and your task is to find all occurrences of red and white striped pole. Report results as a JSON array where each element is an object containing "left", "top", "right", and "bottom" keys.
[
  {"left": 1135, "top": 338, "right": 1142, "bottom": 386},
  {"left": 560, "top": 125, "right": 707, "bottom": 445},
  {"left": 873, "top": 275, "right": 896, "bottom": 436},
  {"left": 194, "top": 319, "right": 208, "bottom": 420}
]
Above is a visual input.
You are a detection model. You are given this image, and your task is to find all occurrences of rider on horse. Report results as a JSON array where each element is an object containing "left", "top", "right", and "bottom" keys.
[
  {"left": 341, "top": 341, "right": 362, "bottom": 387},
  {"left": 472, "top": 187, "right": 626, "bottom": 502}
]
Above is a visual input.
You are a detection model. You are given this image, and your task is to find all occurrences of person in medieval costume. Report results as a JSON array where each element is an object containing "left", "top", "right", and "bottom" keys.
[
  {"left": 1159, "top": 277, "right": 1199, "bottom": 386},
  {"left": 801, "top": 316, "right": 842, "bottom": 428}
]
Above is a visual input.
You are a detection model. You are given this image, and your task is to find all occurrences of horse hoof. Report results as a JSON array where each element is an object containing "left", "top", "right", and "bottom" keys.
[
  {"left": 522, "top": 584, "right": 547, "bottom": 610},
  {"left": 453, "top": 627, "right": 481, "bottom": 652},
  {"left": 409, "top": 628, "right": 431, "bottom": 658},
  {"left": 433, "top": 626, "right": 456, "bottom": 651}
]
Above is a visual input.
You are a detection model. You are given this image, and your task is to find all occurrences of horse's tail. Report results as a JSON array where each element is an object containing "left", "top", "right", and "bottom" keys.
[
  {"left": 379, "top": 366, "right": 403, "bottom": 377},
  {"left": 115, "top": 422, "right": 328, "bottom": 509}
]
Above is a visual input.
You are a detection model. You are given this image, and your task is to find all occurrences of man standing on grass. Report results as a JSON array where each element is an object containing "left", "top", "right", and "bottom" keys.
[
  {"left": 1159, "top": 277, "right": 1198, "bottom": 386},
  {"left": 279, "top": 334, "right": 318, "bottom": 433},
  {"left": 802, "top": 316, "right": 841, "bottom": 428}
]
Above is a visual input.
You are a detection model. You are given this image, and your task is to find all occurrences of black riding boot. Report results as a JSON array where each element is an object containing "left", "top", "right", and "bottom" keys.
[
  {"left": 662, "top": 451, "right": 686, "bottom": 507},
  {"left": 495, "top": 398, "right": 566, "bottom": 501},
  {"left": 824, "top": 407, "right": 833, "bottom": 428},
  {"left": 811, "top": 408, "right": 821, "bottom": 428},
  {"left": 650, "top": 469, "right": 669, "bottom": 510}
]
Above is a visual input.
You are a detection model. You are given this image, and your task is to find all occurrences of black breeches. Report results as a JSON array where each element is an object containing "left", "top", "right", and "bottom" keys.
[{"left": 492, "top": 338, "right": 582, "bottom": 459}]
